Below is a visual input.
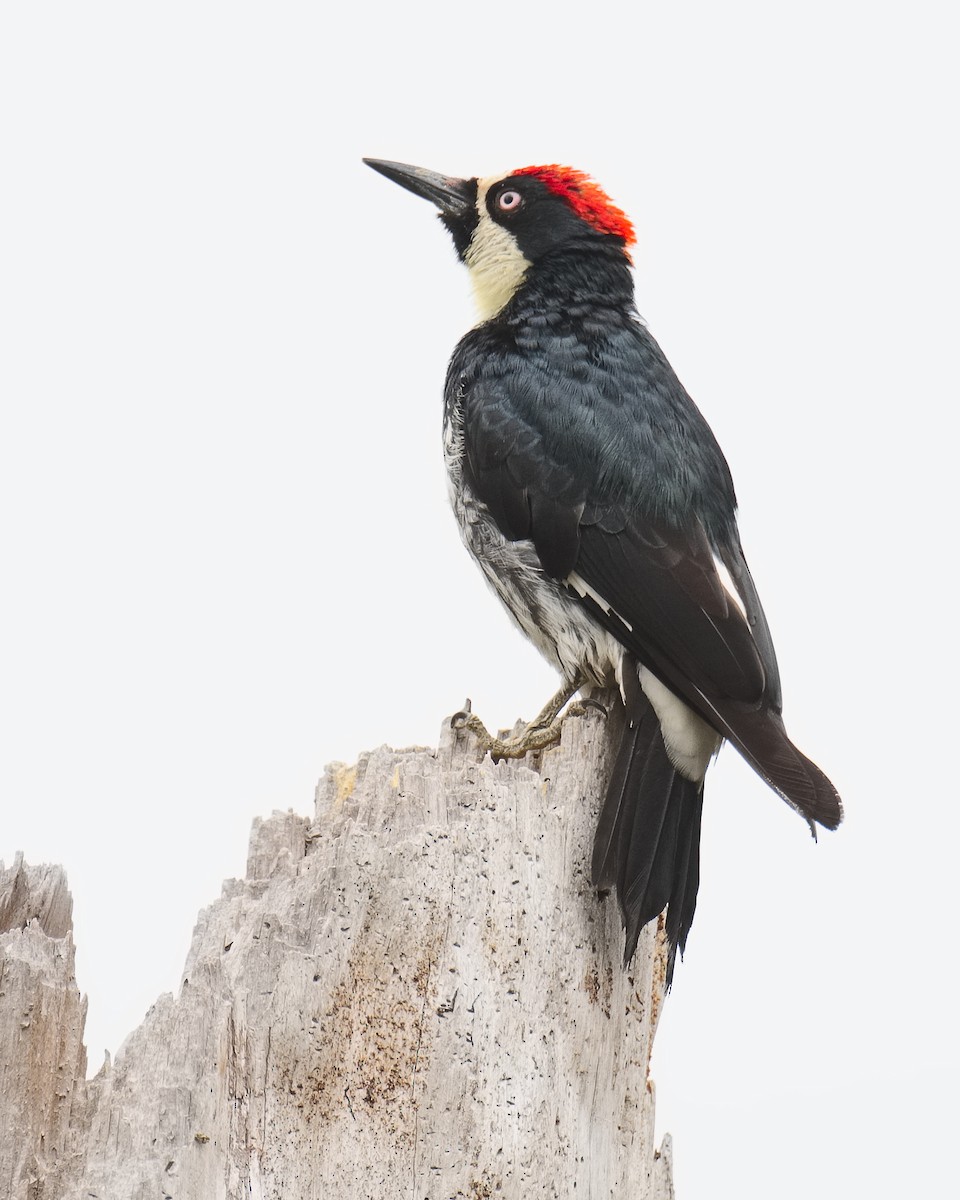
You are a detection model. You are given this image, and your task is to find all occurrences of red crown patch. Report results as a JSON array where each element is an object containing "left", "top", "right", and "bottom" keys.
[{"left": 513, "top": 165, "right": 636, "bottom": 247}]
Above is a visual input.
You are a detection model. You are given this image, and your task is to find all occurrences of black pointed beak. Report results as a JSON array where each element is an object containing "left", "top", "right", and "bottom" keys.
[{"left": 363, "top": 158, "right": 474, "bottom": 219}]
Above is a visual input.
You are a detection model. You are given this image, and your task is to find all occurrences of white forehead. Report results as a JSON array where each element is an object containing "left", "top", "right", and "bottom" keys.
[{"left": 476, "top": 173, "right": 514, "bottom": 204}]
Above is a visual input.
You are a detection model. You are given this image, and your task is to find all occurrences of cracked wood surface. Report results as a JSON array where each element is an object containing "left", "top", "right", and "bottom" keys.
[{"left": 0, "top": 706, "right": 674, "bottom": 1199}]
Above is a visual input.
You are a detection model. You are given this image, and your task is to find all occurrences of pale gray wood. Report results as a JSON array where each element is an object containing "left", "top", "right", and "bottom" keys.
[
  {"left": 1, "top": 708, "right": 675, "bottom": 1199},
  {"left": 0, "top": 855, "right": 88, "bottom": 1198}
]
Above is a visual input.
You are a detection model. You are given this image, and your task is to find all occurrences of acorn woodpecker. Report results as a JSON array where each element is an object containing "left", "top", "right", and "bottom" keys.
[{"left": 364, "top": 158, "right": 842, "bottom": 981}]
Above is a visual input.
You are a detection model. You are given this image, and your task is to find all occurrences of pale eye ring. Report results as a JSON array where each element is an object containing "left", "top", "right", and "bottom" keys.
[{"left": 497, "top": 189, "right": 523, "bottom": 212}]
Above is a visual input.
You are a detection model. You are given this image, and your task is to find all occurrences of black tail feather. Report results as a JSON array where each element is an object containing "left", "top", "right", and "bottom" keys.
[
  {"left": 592, "top": 660, "right": 705, "bottom": 986},
  {"left": 662, "top": 781, "right": 703, "bottom": 980}
]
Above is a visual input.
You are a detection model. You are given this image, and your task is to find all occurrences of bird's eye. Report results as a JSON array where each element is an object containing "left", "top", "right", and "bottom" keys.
[{"left": 497, "top": 189, "right": 523, "bottom": 212}]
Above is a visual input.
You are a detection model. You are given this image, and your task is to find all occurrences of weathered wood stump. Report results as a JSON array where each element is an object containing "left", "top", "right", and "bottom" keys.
[{"left": 1, "top": 707, "right": 674, "bottom": 1199}]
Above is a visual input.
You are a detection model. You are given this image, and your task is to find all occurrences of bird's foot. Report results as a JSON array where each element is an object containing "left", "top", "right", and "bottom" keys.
[{"left": 450, "top": 675, "right": 606, "bottom": 760}]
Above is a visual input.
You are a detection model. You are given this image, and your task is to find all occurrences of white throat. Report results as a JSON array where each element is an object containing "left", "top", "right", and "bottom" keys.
[{"left": 464, "top": 177, "right": 531, "bottom": 321}]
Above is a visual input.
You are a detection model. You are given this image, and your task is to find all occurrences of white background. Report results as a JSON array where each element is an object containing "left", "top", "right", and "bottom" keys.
[{"left": 1, "top": 3, "right": 956, "bottom": 1195}]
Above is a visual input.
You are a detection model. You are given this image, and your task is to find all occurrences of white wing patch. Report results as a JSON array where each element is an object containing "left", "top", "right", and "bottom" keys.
[
  {"left": 712, "top": 553, "right": 748, "bottom": 620},
  {"left": 566, "top": 571, "right": 634, "bottom": 632}
]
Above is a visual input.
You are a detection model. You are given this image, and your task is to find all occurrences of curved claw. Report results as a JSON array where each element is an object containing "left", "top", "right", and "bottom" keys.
[
  {"left": 450, "top": 678, "right": 602, "bottom": 762},
  {"left": 450, "top": 699, "right": 474, "bottom": 730}
]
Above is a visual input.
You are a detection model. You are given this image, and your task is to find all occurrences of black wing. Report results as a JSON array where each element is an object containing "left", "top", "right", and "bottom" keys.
[
  {"left": 574, "top": 511, "right": 840, "bottom": 829},
  {"left": 449, "top": 321, "right": 841, "bottom": 830}
]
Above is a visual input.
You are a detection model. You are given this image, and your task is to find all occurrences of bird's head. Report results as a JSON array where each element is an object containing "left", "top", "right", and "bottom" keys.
[{"left": 364, "top": 159, "right": 636, "bottom": 320}]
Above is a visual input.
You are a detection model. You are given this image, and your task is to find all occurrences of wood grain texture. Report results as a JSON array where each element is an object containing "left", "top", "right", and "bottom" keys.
[
  {"left": 1, "top": 706, "right": 674, "bottom": 1199},
  {"left": 0, "top": 856, "right": 88, "bottom": 1197}
]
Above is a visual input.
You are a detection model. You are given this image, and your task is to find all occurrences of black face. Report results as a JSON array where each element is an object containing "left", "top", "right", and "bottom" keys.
[
  {"left": 438, "top": 178, "right": 480, "bottom": 260},
  {"left": 482, "top": 175, "right": 614, "bottom": 261}
]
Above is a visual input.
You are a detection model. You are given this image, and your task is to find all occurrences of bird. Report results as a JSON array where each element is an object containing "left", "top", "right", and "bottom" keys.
[{"left": 364, "top": 157, "right": 842, "bottom": 982}]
